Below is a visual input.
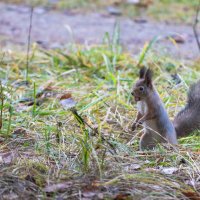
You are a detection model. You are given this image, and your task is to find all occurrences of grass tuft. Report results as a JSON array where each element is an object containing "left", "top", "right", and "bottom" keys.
[{"left": 0, "top": 40, "right": 199, "bottom": 198}]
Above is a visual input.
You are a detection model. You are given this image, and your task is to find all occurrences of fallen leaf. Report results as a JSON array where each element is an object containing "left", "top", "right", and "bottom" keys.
[
  {"left": 160, "top": 167, "right": 178, "bottom": 175},
  {"left": 182, "top": 190, "right": 200, "bottom": 200},
  {"left": 0, "top": 152, "right": 16, "bottom": 164},
  {"left": 60, "top": 93, "right": 76, "bottom": 109},
  {"left": 12, "top": 127, "right": 30, "bottom": 138},
  {"left": 44, "top": 182, "right": 72, "bottom": 193},
  {"left": 82, "top": 191, "right": 97, "bottom": 198},
  {"left": 125, "top": 163, "right": 141, "bottom": 172},
  {"left": 144, "top": 168, "right": 159, "bottom": 173},
  {"left": 36, "top": 81, "right": 62, "bottom": 99},
  {"left": 114, "top": 193, "right": 131, "bottom": 200},
  {"left": 60, "top": 93, "right": 72, "bottom": 100}
]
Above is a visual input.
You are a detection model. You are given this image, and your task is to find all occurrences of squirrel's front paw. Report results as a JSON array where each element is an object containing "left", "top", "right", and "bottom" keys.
[
  {"left": 131, "top": 122, "right": 137, "bottom": 131},
  {"left": 138, "top": 120, "right": 144, "bottom": 125}
]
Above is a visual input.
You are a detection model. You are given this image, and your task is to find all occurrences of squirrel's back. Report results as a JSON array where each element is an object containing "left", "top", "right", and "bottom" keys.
[{"left": 173, "top": 80, "right": 200, "bottom": 137}]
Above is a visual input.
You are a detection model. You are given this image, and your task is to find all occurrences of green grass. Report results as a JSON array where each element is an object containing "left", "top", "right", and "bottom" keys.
[
  {"left": 3, "top": 0, "right": 199, "bottom": 23},
  {"left": 0, "top": 30, "right": 199, "bottom": 198}
]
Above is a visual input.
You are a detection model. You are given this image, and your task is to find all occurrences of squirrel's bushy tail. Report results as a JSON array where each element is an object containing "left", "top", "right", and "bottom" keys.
[{"left": 173, "top": 80, "right": 200, "bottom": 137}]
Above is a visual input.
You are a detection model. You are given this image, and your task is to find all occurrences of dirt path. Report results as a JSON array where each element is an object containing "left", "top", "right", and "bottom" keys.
[{"left": 0, "top": 2, "right": 199, "bottom": 60}]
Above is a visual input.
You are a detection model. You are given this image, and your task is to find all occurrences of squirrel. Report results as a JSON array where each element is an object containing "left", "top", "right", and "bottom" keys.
[{"left": 131, "top": 67, "right": 200, "bottom": 150}]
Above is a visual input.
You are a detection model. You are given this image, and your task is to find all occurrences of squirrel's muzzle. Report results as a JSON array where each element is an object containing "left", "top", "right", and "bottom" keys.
[{"left": 131, "top": 91, "right": 141, "bottom": 102}]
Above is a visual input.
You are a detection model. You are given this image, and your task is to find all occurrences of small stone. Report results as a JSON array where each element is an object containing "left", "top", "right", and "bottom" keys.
[
  {"left": 168, "top": 34, "right": 186, "bottom": 44},
  {"left": 134, "top": 18, "right": 147, "bottom": 23},
  {"left": 34, "top": 7, "right": 47, "bottom": 15},
  {"left": 107, "top": 6, "right": 122, "bottom": 16},
  {"left": 127, "top": 0, "right": 140, "bottom": 4}
]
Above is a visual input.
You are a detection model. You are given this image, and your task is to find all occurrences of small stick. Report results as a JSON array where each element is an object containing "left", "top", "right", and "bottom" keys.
[
  {"left": 0, "top": 53, "right": 5, "bottom": 131},
  {"left": 193, "top": 0, "right": 200, "bottom": 52},
  {"left": 70, "top": 108, "right": 118, "bottom": 158},
  {"left": 26, "top": 7, "right": 34, "bottom": 82},
  {"left": 0, "top": 82, "right": 4, "bottom": 130}
]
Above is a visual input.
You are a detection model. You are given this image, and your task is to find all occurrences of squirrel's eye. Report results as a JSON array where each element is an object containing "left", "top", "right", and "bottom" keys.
[{"left": 139, "top": 86, "right": 144, "bottom": 91}]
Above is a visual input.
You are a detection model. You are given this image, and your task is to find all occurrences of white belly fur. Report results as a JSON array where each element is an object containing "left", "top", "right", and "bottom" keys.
[
  {"left": 137, "top": 101, "right": 146, "bottom": 115},
  {"left": 137, "top": 101, "right": 159, "bottom": 134}
]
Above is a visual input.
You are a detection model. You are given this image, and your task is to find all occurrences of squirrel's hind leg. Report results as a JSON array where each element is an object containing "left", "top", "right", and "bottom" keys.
[{"left": 140, "top": 132, "right": 158, "bottom": 151}]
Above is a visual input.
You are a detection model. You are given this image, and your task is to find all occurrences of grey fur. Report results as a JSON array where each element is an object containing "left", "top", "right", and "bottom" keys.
[{"left": 173, "top": 80, "right": 200, "bottom": 137}]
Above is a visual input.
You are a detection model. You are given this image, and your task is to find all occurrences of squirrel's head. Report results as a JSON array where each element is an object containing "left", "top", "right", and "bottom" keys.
[{"left": 131, "top": 67, "right": 153, "bottom": 102}]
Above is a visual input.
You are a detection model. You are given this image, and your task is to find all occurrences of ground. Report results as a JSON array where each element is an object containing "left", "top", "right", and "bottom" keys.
[
  {"left": 0, "top": 2, "right": 200, "bottom": 60},
  {"left": 0, "top": 1, "right": 200, "bottom": 200}
]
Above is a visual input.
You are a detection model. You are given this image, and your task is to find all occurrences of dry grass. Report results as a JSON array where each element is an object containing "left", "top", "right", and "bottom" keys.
[{"left": 0, "top": 35, "right": 199, "bottom": 199}]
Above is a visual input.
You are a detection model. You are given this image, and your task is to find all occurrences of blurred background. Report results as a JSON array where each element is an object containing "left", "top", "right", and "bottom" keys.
[
  {"left": 0, "top": 0, "right": 199, "bottom": 59},
  {"left": 0, "top": 2, "right": 200, "bottom": 199}
]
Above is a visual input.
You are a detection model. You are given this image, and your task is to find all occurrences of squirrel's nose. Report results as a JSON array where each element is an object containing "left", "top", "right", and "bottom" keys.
[{"left": 131, "top": 91, "right": 134, "bottom": 96}]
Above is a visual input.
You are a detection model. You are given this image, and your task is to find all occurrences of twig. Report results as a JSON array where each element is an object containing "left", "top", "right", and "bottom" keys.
[
  {"left": 193, "top": 0, "right": 200, "bottom": 52},
  {"left": 26, "top": 7, "right": 34, "bottom": 82},
  {"left": 0, "top": 53, "right": 5, "bottom": 131},
  {"left": 0, "top": 82, "right": 4, "bottom": 131},
  {"left": 70, "top": 107, "right": 118, "bottom": 158}
]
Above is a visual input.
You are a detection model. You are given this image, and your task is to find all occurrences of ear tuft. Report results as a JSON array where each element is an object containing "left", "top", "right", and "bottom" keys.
[
  {"left": 145, "top": 68, "right": 153, "bottom": 86},
  {"left": 139, "top": 67, "right": 147, "bottom": 79}
]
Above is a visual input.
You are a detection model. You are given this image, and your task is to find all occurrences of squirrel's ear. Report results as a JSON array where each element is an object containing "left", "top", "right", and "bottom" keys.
[
  {"left": 145, "top": 68, "right": 153, "bottom": 86},
  {"left": 139, "top": 67, "right": 147, "bottom": 79}
]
